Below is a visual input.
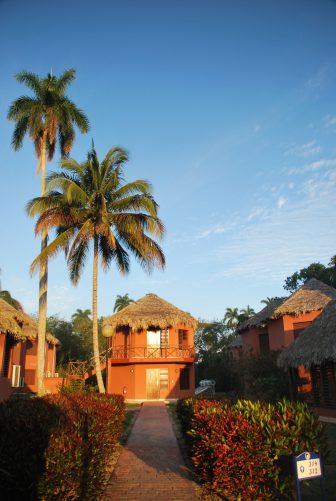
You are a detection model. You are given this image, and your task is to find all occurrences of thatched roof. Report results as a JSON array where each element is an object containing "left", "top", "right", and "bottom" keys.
[
  {"left": 237, "top": 298, "right": 286, "bottom": 333},
  {"left": 238, "top": 279, "right": 336, "bottom": 333},
  {"left": 272, "top": 279, "right": 336, "bottom": 318},
  {"left": 278, "top": 299, "right": 336, "bottom": 368},
  {"left": 0, "top": 298, "right": 60, "bottom": 345},
  {"left": 103, "top": 293, "right": 198, "bottom": 335},
  {"left": 0, "top": 298, "right": 26, "bottom": 340}
]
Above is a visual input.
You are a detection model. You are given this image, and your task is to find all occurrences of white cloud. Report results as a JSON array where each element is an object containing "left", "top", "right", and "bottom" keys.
[
  {"left": 287, "top": 157, "right": 336, "bottom": 175},
  {"left": 324, "top": 115, "right": 336, "bottom": 128},
  {"left": 285, "top": 141, "right": 321, "bottom": 158},
  {"left": 277, "top": 196, "right": 286, "bottom": 209}
]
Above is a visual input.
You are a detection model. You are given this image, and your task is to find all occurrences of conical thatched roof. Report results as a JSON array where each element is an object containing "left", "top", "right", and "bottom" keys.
[
  {"left": 237, "top": 298, "right": 286, "bottom": 333},
  {"left": 0, "top": 298, "right": 60, "bottom": 345},
  {"left": 0, "top": 298, "right": 26, "bottom": 340},
  {"left": 103, "top": 293, "right": 198, "bottom": 335},
  {"left": 277, "top": 299, "right": 336, "bottom": 368},
  {"left": 272, "top": 279, "right": 336, "bottom": 318}
]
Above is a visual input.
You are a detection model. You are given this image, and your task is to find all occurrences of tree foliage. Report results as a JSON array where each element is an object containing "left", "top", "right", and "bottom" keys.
[
  {"left": 28, "top": 143, "right": 165, "bottom": 392},
  {"left": 284, "top": 255, "right": 336, "bottom": 292}
]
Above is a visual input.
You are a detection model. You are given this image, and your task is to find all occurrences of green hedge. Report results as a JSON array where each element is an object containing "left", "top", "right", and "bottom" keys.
[
  {"left": 177, "top": 398, "right": 327, "bottom": 500},
  {"left": 0, "top": 393, "right": 124, "bottom": 500}
]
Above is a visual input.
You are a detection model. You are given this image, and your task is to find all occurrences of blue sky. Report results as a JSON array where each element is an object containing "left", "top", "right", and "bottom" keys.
[{"left": 1, "top": 0, "right": 336, "bottom": 321}]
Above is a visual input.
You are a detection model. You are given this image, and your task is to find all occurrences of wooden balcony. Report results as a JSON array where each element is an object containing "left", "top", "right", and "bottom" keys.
[{"left": 109, "top": 345, "right": 196, "bottom": 363}]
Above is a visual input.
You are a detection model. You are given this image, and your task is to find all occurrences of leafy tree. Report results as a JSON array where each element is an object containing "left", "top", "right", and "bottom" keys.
[
  {"left": 195, "top": 320, "right": 237, "bottom": 391},
  {"left": 284, "top": 256, "right": 336, "bottom": 292},
  {"left": 8, "top": 69, "right": 89, "bottom": 395},
  {"left": 224, "top": 307, "right": 240, "bottom": 330},
  {"left": 28, "top": 144, "right": 165, "bottom": 393},
  {"left": 113, "top": 293, "right": 134, "bottom": 312},
  {"left": 47, "top": 315, "right": 87, "bottom": 366},
  {"left": 71, "top": 308, "right": 93, "bottom": 356}
]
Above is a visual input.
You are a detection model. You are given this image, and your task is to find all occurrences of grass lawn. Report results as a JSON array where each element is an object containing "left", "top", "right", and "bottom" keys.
[{"left": 123, "top": 403, "right": 141, "bottom": 435}]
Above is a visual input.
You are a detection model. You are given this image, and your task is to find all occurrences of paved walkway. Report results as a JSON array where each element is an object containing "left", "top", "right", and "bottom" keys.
[{"left": 105, "top": 402, "right": 198, "bottom": 500}]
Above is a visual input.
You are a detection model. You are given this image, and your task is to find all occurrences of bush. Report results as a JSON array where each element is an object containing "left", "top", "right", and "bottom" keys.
[
  {"left": 177, "top": 398, "right": 327, "bottom": 500},
  {"left": 0, "top": 393, "right": 124, "bottom": 500}
]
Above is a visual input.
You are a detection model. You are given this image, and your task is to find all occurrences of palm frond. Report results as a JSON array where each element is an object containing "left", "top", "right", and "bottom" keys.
[
  {"left": 15, "top": 71, "right": 42, "bottom": 96},
  {"left": 30, "top": 227, "right": 75, "bottom": 274},
  {"left": 54, "top": 68, "right": 76, "bottom": 93},
  {"left": 68, "top": 240, "right": 89, "bottom": 284}
]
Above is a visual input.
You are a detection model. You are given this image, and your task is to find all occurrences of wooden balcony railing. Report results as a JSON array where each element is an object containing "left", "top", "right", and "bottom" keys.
[{"left": 109, "top": 345, "right": 196, "bottom": 360}]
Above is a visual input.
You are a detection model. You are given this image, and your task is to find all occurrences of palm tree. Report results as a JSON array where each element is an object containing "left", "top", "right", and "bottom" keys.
[
  {"left": 224, "top": 307, "right": 240, "bottom": 330},
  {"left": 238, "top": 305, "right": 255, "bottom": 324},
  {"left": 71, "top": 308, "right": 92, "bottom": 324},
  {"left": 27, "top": 144, "right": 165, "bottom": 393},
  {"left": 261, "top": 297, "right": 279, "bottom": 305},
  {"left": 8, "top": 69, "right": 89, "bottom": 395},
  {"left": 113, "top": 293, "right": 134, "bottom": 312}
]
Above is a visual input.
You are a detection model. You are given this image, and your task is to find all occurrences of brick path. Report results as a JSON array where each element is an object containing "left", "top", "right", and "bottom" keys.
[{"left": 105, "top": 402, "right": 198, "bottom": 500}]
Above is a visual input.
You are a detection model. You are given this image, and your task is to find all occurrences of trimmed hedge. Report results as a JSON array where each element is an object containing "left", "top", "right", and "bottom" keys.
[
  {"left": 177, "top": 398, "right": 327, "bottom": 500},
  {"left": 0, "top": 393, "right": 124, "bottom": 500}
]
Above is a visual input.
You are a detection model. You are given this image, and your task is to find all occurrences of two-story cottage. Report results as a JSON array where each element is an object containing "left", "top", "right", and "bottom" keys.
[{"left": 102, "top": 293, "right": 197, "bottom": 400}]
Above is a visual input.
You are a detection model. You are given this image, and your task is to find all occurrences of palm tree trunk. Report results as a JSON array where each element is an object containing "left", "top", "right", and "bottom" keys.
[
  {"left": 37, "top": 131, "right": 48, "bottom": 396},
  {"left": 93, "top": 235, "right": 105, "bottom": 393}
]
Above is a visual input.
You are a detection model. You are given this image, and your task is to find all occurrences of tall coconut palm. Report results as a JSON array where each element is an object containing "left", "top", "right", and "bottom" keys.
[
  {"left": 224, "top": 307, "right": 240, "bottom": 330},
  {"left": 8, "top": 69, "right": 89, "bottom": 394},
  {"left": 113, "top": 293, "right": 134, "bottom": 312},
  {"left": 27, "top": 144, "right": 165, "bottom": 393}
]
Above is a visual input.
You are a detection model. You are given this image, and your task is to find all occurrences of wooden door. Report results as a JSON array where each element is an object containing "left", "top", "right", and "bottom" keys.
[{"left": 147, "top": 369, "right": 160, "bottom": 399}]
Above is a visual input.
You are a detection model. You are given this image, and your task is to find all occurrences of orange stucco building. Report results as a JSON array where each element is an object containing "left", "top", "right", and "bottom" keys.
[
  {"left": 237, "top": 280, "right": 336, "bottom": 357},
  {"left": 237, "top": 279, "right": 336, "bottom": 399},
  {"left": 0, "top": 298, "right": 60, "bottom": 401},
  {"left": 103, "top": 294, "right": 197, "bottom": 400}
]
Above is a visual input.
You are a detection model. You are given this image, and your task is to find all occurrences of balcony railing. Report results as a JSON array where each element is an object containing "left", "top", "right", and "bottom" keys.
[{"left": 109, "top": 345, "right": 195, "bottom": 360}]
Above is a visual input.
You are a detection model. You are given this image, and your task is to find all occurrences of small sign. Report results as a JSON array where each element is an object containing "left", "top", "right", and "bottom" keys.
[
  {"left": 296, "top": 453, "right": 321, "bottom": 480},
  {"left": 293, "top": 451, "right": 326, "bottom": 501}
]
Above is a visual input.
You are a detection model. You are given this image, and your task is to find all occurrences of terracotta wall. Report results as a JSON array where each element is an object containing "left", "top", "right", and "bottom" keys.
[
  {"left": 0, "top": 333, "right": 27, "bottom": 402},
  {"left": 108, "top": 362, "right": 195, "bottom": 400},
  {"left": 242, "top": 311, "right": 322, "bottom": 356}
]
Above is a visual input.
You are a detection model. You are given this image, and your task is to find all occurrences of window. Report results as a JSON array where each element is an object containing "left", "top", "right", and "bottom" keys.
[
  {"left": 2, "top": 336, "right": 14, "bottom": 377},
  {"left": 160, "top": 329, "right": 169, "bottom": 348},
  {"left": 26, "top": 339, "right": 37, "bottom": 355},
  {"left": 180, "top": 368, "right": 190, "bottom": 390},
  {"left": 293, "top": 321, "right": 311, "bottom": 340},
  {"left": 160, "top": 369, "right": 169, "bottom": 390},
  {"left": 259, "top": 332, "right": 270, "bottom": 355},
  {"left": 178, "top": 330, "right": 188, "bottom": 350}
]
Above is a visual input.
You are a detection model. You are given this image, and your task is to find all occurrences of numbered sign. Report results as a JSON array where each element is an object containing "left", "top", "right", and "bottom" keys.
[
  {"left": 296, "top": 452, "right": 321, "bottom": 480},
  {"left": 293, "top": 451, "right": 326, "bottom": 501}
]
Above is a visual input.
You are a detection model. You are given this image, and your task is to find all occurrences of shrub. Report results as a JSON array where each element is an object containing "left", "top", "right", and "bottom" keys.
[
  {"left": 177, "top": 398, "right": 327, "bottom": 500},
  {"left": 0, "top": 393, "right": 124, "bottom": 500}
]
